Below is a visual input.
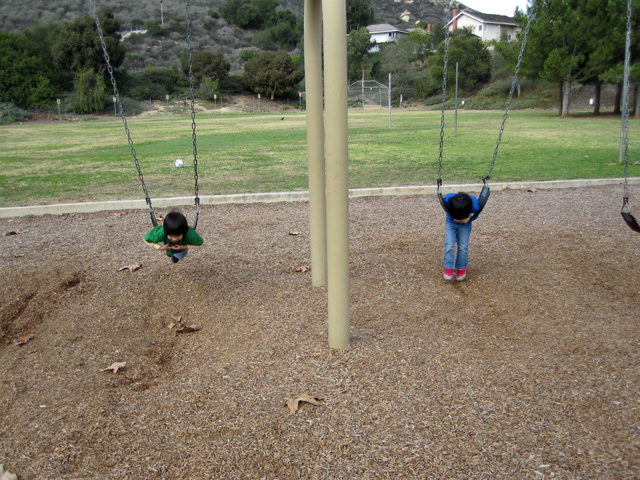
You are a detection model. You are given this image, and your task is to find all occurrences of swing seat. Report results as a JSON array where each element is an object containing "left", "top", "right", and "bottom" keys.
[
  {"left": 437, "top": 180, "right": 490, "bottom": 219},
  {"left": 471, "top": 181, "right": 490, "bottom": 220},
  {"left": 622, "top": 211, "right": 640, "bottom": 232}
]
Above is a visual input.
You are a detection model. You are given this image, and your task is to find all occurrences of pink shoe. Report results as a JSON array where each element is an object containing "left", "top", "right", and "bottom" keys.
[
  {"left": 443, "top": 268, "right": 454, "bottom": 280},
  {"left": 456, "top": 268, "right": 467, "bottom": 282}
]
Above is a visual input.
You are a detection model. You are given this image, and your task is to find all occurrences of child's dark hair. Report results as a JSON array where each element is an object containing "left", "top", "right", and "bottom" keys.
[
  {"left": 448, "top": 193, "right": 473, "bottom": 220},
  {"left": 163, "top": 211, "right": 189, "bottom": 236}
]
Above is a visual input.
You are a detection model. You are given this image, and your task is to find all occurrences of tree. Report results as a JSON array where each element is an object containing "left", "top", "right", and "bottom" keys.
[
  {"left": 347, "top": 27, "right": 375, "bottom": 81},
  {"left": 0, "top": 30, "right": 59, "bottom": 108},
  {"left": 144, "top": 19, "right": 164, "bottom": 37},
  {"left": 243, "top": 50, "right": 302, "bottom": 99},
  {"left": 220, "top": 0, "right": 278, "bottom": 29},
  {"left": 582, "top": 0, "right": 634, "bottom": 114},
  {"left": 182, "top": 51, "right": 231, "bottom": 86},
  {"left": 263, "top": 10, "right": 302, "bottom": 50},
  {"left": 524, "top": 0, "right": 589, "bottom": 117},
  {"left": 74, "top": 68, "right": 106, "bottom": 114},
  {"left": 52, "top": 7, "right": 124, "bottom": 76},
  {"left": 346, "top": 0, "right": 375, "bottom": 33},
  {"left": 381, "top": 35, "right": 426, "bottom": 99},
  {"left": 428, "top": 28, "right": 492, "bottom": 91},
  {"left": 198, "top": 77, "right": 220, "bottom": 101}
]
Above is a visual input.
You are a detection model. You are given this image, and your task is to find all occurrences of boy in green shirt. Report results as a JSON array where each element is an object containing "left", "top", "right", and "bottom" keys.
[{"left": 144, "top": 211, "right": 203, "bottom": 263}]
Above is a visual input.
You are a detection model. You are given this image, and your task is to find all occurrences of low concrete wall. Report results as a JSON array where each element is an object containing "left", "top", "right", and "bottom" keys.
[{"left": 1, "top": 178, "right": 639, "bottom": 219}]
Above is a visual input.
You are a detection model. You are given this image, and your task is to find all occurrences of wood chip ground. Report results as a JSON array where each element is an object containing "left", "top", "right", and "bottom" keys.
[{"left": 1, "top": 186, "right": 639, "bottom": 479}]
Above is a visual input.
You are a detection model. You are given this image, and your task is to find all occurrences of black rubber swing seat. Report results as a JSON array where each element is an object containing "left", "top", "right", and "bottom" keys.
[{"left": 622, "top": 211, "right": 640, "bottom": 232}]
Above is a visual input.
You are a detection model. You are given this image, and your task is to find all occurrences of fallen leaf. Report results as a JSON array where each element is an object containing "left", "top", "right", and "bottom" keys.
[
  {"left": 176, "top": 325, "right": 201, "bottom": 334},
  {"left": 118, "top": 263, "right": 144, "bottom": 272},
  {"left": 501, "top": 184, "right": 509, "bottom": 191},
  {"left": 294, "top": 265, "right": 310, "bottom": 273},
  {"left": 527, "top": 187, "right": 538, "bottom": 193},
  {"left": 634, "top": 162, "right": 639, "bottom": 166},
  {"left": 13, "top": 332, "right": 35, "bottom": 346},
  {"left": 0, "top": 465, "right": 18, "bottom": 480},
  {"left": 289, "top": 231, "right": 302, "bottom": 236},
  {"left": 14, "top": 253, "right": 24, "bottom": 258},
  {"left": 285, "top": 394, "right": 321, "bottom": 414},
  {"left": 4, "top": 231, "right": 21, "bottom": 236},
  {"left": 102, "top": 362, "right": 126, "bottom": 373},
  {"left": 111, "top": 212, "right": 127, "bottom": 217}
]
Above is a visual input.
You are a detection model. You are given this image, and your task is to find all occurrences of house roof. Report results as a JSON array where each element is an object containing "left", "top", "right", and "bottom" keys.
[
  {"left": 366, "top": 23, "right": 409, "bottom": 35},
  {"left": 445, "top": 10, "right": 517, "bottom": 28}
]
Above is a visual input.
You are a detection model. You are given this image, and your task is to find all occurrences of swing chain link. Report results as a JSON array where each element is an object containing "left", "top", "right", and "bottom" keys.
[
  {"left": 437, "top": 0, "right": 453, "bottom": 189},
  {"left": 186, "top": 1, "right": 200, "bottom": 227},
  {"left": 487, "top": 0, "right": 536, "bottom": 180},
  {"left": 91, "top": 0, "right": 157, "bottom": 225},
  {"left": 622, "top": 0, "right": 632, "bottom": 207}
]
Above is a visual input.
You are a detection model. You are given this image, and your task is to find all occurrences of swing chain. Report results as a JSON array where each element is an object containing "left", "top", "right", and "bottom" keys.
[
  {"left": 91, "top": 0, "right": 157, "bottom": 226},
  {"left": 486, "top": 0, "right": 536, "bottom": 180},
  {"left": 437, "top": 0, "right": 453, "bottom": 188},
  {"left": 622, "top": 0, "right": 632, "bottom": 205},
  {"left": 185, "top": 1, "right": 200, "bottom": 229}
]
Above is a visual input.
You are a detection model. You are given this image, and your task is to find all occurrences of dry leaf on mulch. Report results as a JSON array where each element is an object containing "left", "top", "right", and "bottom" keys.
[
  {"left": 118, "top": 263, "right": 144, "bottom": 272},
  {"left": 102, "top": 362, "right": 126, "bottom": 374},
  {"left": 111, "top": 212, "right": 127, "bottom": 217},
  {"left": 527, "top": 188, "right": 538, "bottom": 193},
  {"left": 294, "top": 265, "right": 310, "bottom": 273},
  {"left": 285, "top": 394, "right": 321, "bottom": 414},
  {"left": 289, "top": 231, "right": 302, "bottom": 236},
  {"left": 13, "top": 332, "right": 35, "bottom": 346},
  {"left": 168, "top": 315, "right": 201, "bottom": 334},
  {"left": 4, "top": 230, "right": 22, "bottom": 236},
  {"left": 0, "top": 465, "right": 18, "bottom": 480}
]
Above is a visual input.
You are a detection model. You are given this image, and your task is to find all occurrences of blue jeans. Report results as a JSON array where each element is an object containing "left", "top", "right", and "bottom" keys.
[
  {"left": 172, "top": 249, "right": 189, "bottom": 260},
  {"left": 444, "top": 218, "right": 472, "bottom": 270}
]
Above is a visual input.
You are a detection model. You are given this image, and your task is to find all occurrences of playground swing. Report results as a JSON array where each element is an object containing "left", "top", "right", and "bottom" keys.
[
  {"left": 90, "top": 0, "right": 201, "bottom": 230},
  {"left": 620, "top": 0, "right": 640, "bottom": 232},
  {"left": 436, "top": 0, "right": 536, "bottom": 219}
]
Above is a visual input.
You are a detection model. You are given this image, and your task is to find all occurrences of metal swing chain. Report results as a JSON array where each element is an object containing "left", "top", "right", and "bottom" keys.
[
  {"left": 91, "top": 0, "right": 157, "bottom": 226},
  {"left": 437, "top": 0, "right": 453, "bottom": 188},
  {"left": 186, "top": 1, "right": 200, "bottom": 229},
  {"left": 622, "top": 0, "right": 632, "bottom": 209},
  {"left": 485, "top": 0, "right": 536, "bottom": 181}
]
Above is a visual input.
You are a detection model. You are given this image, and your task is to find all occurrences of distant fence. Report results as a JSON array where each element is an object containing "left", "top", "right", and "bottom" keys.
[{"left": 348, "top": 80, "right": 389, "bottom": 108}]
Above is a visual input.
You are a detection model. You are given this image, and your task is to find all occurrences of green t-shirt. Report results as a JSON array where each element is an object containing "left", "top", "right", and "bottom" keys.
[{"left": 144, "top": 225, "right": 204, "bottom": 256}]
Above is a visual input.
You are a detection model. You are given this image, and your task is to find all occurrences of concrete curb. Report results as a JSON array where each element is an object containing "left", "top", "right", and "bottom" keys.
[{"left": 1, "top": 178, "right": 638, "bottom": 219}]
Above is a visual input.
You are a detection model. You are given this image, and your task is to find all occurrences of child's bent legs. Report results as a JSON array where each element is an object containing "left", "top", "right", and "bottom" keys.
[
  {"left": 454, "top": 222, "right": 472, "bottom": 269},
  {"left": 172, "top": 249, "right": 189, "bottom": 260},
  {"left": 443, "top": 220, "right": 458, "bottom": 269}
]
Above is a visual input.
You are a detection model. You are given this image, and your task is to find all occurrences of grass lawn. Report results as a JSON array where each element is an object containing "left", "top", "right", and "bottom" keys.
[{"left": 0, "top": 108, "right": 637, "bottom": 207}]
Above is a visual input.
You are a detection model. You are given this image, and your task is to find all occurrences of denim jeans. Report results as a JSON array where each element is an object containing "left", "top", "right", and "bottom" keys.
[
  {"left": 172, "top": 249, "right": 189, "bottom": 260},
  {"left": 444, "top": 218, "right": 472, "bottom": 269}
]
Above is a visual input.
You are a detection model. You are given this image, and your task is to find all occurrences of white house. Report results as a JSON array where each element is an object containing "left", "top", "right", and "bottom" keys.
[
  {"left": 366, "top": 24, "right": 409, "bottom": 52},
  {"left": 446, "top": 9, "right": 519, "bottom": 42}
]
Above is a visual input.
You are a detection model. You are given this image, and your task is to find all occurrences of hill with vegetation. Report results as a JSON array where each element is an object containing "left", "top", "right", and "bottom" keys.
[{"left": 0, "top": 0, "right": 452, "bottom": 72}]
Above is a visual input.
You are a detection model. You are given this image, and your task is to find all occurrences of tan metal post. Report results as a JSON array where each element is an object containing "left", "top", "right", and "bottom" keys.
[
  {"left": 304, "top": 0, "right": 327, "bottom": 287},
  {"left": 323, "top": 0, "right": 350, "bottom": 348}
]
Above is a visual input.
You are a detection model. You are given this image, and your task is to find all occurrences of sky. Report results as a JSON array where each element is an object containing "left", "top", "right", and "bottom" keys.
[{"left": 458, "top": 0, "right": 530, "bottom": 16}]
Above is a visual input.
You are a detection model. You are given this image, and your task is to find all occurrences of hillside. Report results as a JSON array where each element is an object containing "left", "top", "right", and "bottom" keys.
[{"left": 0, "top": 0, "right": 454, "bottom": 71}]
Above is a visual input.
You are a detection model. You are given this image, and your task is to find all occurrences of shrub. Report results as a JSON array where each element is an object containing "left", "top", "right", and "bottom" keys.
[{"left": 0, "top": 103, "right": 30, "bottom": 124}]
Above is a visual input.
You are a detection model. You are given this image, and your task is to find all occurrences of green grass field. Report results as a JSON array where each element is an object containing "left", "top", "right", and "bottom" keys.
[{"left": 0, "top": 109, "right": 637, "bottom": 207}]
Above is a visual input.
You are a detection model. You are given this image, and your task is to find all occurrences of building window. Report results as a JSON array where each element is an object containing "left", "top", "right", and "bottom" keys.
[{"left": 478, "top": 25, "right": 482, "bottom": 31}]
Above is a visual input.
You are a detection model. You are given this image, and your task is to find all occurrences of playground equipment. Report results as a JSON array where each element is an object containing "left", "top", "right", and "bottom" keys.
[
  {"left": 90, "top": 0, "right": 201, "bottom": 229},
  {"left": 436, "top": 0, "right": 536, "bottom": 219}
]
